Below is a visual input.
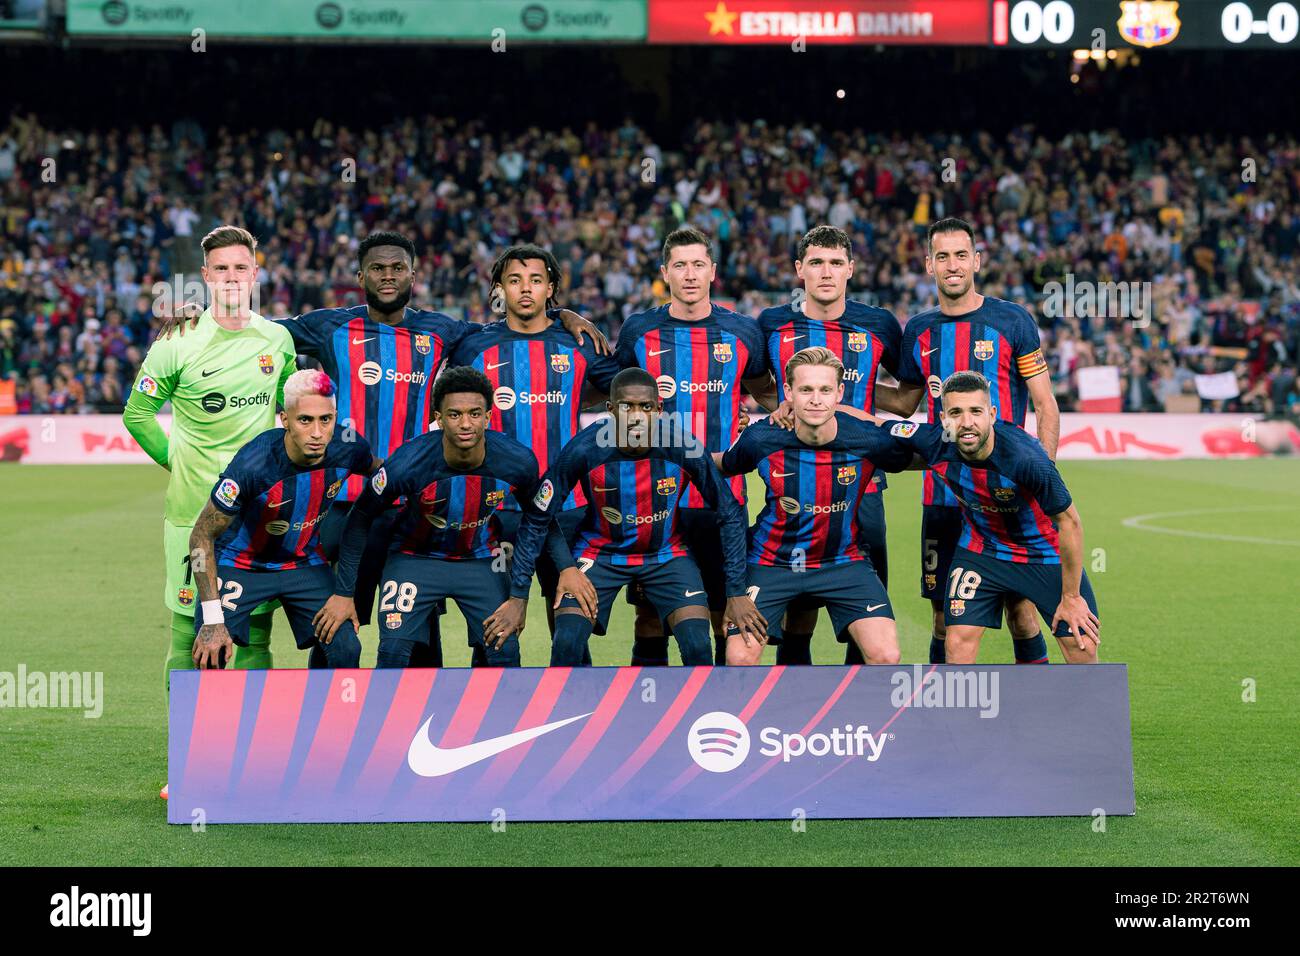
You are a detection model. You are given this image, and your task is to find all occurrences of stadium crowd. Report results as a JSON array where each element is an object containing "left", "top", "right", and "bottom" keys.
[{"left": 2, "top": 112, "right": 1297, "bottom": 418}]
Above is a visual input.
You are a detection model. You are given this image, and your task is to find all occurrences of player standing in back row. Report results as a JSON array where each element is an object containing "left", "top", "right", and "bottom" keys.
[
  {"left": 876, "top": 218, "right": 1061, "bottom": 667},
  {"left": 124, "top": 226, "right": 297, "bottom": 685},
  {"left": 758, "top": 225, "right": 902, "bottom": 666},
  {"left": 614, "top": 227, "right": 779, "bottom": 666}
]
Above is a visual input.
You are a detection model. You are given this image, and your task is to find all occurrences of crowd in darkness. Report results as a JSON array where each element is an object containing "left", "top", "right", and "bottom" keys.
[{"left": 1, "top": 111, "right": 1297, "bottom": 418}]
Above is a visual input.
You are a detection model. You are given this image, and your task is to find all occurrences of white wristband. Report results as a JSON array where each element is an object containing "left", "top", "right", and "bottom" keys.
[{"left": 201, "top": 600, "right": 225, "bottom": 625}]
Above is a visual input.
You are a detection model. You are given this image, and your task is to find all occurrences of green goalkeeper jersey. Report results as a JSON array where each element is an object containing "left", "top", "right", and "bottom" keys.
[{"left": 128, "top": 310, "right": 296, "bottom": 525}]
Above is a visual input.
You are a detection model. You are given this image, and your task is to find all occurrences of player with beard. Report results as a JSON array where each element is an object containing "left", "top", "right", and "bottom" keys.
[{"left": 875, "top": 218, "right": 1061, "bottom": 667}]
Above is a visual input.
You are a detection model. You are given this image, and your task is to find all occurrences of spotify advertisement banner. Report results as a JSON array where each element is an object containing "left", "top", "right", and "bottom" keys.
[{"left": 167, "top": 664, "right": 1134, "bottom": 822}]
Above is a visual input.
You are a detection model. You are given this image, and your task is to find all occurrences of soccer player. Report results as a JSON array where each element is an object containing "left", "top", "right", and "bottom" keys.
[
  {"left": 124, "top": 225, "right": 297, "bottom": 688},
  {"left": 877, "top": 217, "right": 1061, "bottom": 666},
  {"left": 188, "top": 370, "right": 377, "bottom": 670},
  {"left": 326, "top": 367, "right": 559, "bottom": 668},
  {"left": 486, "top": 368, "right": 765, "bottom": 666},
  {"left": 450, "top": 244, "right": 619, "bottom": 641},
  {"left": 888, "top": 371, "right": 1099, "bottom": 663},
  {"left": 758, "top": 225, "right": 902, "bottom": 665},
  {"left": 613, "top": 227, "right": 778, "bottom": 665},
  {"left": 715, "top": 348, "right": 912, "bottom": 666}
]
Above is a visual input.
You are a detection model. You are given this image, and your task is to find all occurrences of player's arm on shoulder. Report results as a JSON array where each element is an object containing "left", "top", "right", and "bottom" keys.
[
  {"left": 550, "top": 307, "right": 611, "bottom": 355},
  {"left": 744, "top": 371, "right": 781, "bottom": 412},
  {"left": 875, "top": 381, "right": 923, "bottom": 417},
  {"left": 716, "top": 425, "right": 757, "bottom": 477},
  {"left": 275, "top": 310, "right": 323, "bottom": 357}
]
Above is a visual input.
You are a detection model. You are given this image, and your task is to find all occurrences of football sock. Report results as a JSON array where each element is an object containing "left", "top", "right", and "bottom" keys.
[
  {"left": 233, "top": 611, "right": 274, "bottom": 669},
  {"left": 552, "top": 614, "right": 594, "bottom": 666},
  {"left": 673, "top": 618, "right": 714, "bottom": 666},
  {"left": 631, "top": 636, "right": 669, "bottom": 667},
  {"left": 929, "top": 634, "right": 946, "bottom": 665},
  {"left": 1014, "top": 632, "right": 1049, "bottom": 664},
  {"left": 165, "top": 612, "right": 197, "bottom": 690},
  {"left": 775, "top": 632, "right": 813, "bottom": 666}
]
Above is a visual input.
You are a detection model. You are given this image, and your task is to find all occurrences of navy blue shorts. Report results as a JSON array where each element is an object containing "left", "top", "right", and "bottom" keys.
[
  {"left": 920, "top": 504, "right": 962, "bottom": 602},
  {"left": 788, "top": 486, "right": 888, "bottom": 621},
  {"left": 494, "top": 506, "right": 586, "bottom": 600},
  {"left": 943, "top": 546, "right": 1100, "bottom": 636},
  {"left": 319, "top": 500, "right": 398, "bottom": 626},
  {"left": 563, "top": 556, "right": 709, "bottom": 636},
  {"left": 196, "top": 564, "right": 348, "bottom": 650},
  {"left": 629, "top": 506, "right": 727, "bottom": 612},
  {"left": 748, "top": 562, "right": 892, "bottom": 645},
  {"left": 378, "top": 553, "right": 511, "bottom": 654}
]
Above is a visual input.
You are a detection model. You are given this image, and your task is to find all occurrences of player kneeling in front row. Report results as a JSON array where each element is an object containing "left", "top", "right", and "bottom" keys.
[
  {"left": 715, "top": 348, "right": 912, "bottom": 666},
  {"left": 327, "top": 367, "right": 561, "bottom": 668},
  {"left": 190, "top": 370, "right": 378, "bottom": 669},
  {"left": 886, "top": 371, "right": 1100, "bottom": 663},
  {"left": 487, "top": 368, "right": 765, "bottom": 666}
]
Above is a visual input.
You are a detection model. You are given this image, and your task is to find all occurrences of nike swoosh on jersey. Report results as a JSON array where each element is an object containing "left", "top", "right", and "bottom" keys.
[
  {"left": 866, "top": 603, "right": 887, "bottom": 612},
  {"left": 648, "top": 348, "right": 671, "bottom": 357},
  {"left": 267, "top": 499, "right": 293, "bottom": 508},
  {"left": 486, "top": 361, "right": 509, "bottom": 370},
  {"left": 922, "top": 347, "right": 940, "bottom": 356},
  {"left": 201, "top": 368, "right": 223, "bottom": 377},
  {"left": 592, "top": 486, "right": 617, "bottom": 492},
  {"left": 781, "top": 335, "right": 806, "bottom": 343},
  {"left": 352, "top": 337, "right": 376, "bottom": 345},
  {"left": 771, "top": 471, "right": 795, "bottom": 478},
  {"left": 406, "top": 711, "right": 592, "bottom": 777},
  {"left": 685, "top": 590, "right": 705, "bottom": 597}
]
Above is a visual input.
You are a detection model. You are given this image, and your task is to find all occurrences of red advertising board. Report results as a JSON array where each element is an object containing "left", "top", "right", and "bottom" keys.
[{"left": 648, "top": 0, "right": 990, "bottom": 44}]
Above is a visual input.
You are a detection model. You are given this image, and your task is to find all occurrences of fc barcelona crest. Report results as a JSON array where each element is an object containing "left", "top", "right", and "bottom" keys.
[
  {"left": 550, "top": 353, "right": 571, "bottom": 373},
  {"left": 414, "top": 334, "right": 432, "bottom": 356},
  {"left": 485, "top": 489, "right": 506, "bottom": 508},
  {"left": 656, "top": 476, "right": 678, "bottom": 496},
  {"left": 949, "top": 599, "right": 966, "bottom": 617},
  {"left": 712, "top": 342, "right": 733, "bottom": 363},
  {"left": 1118, "top": 1, "right": 1180, "bottom": 48},
  {"left": 326, "top": 479, "right": 343, "bottom": 499},
  {"left": 994, "top": 486, "right": 1016, "bottom": 501},
  {"left": 847, "top": 332, "right": 867, "bottom": 353},
  {"left": 257, "top": 353, "right": 275, "bottom": 375},
  {"left": 837, "top": 464, "right": 857, "bottom": 486},
  {"left": 973, "top": 340, "right": 994, "bottom": 361}
]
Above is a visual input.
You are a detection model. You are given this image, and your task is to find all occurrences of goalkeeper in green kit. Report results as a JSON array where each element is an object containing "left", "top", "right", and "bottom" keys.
[{"left": 124, "top": 226, "right": 296, "bottom": 712}]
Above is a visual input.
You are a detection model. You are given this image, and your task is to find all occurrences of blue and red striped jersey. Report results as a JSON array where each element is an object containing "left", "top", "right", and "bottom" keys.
[
  {"left": 450, "top": 317, "right": 619, "bottom": 511},
  {"left": 759, "top": 299, "right": 902, "bottom": 495},
  {"left": 358, "top": 430, "right": 541, "bottom": 561},
  {"left": 509, "top": 421, "right": 749, "bottom": 598},
  {"left": 892, "top": 421, "right": 1071, "bottom": 564},
  {"left": 209, "top": 429, "right": 373, "bottom": 571},
  {"left": 896, "top": 296, "right": 1049, "bottom": 507},
  {"left": 279, "top": 305, "right": 476, "bottom": 501},
  {"left": 721, "top": 414, "right": 912, "bottom": 569},
  {"left": 614, "top": 304, "right": 768, "bottom": 508}
]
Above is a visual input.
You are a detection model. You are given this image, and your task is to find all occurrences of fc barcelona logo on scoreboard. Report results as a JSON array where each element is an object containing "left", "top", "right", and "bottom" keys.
[
  {"left": 414, "top": 334, "right": 432, "bottom": 356},
  {"left": 1118, "top": 1, "right": 1180, "bottom": 48},
  {"left": 550, "top": 353, "right": 571, "bottom": 373},
  {"left": 258, "top": 354, "right": 275, "bottom": 375},
  {"left": 656, "top": 476, "right": 678, "bottom": 496},
  {"left": 847, "top": 332, "right": 867, "bottom": 353},
  {"left": 973, "top": 340, "right": 994, "bottom": 361},
  {"left": 837, "top": 465, "right": 857, "bottom": 485},
  {"left": 712, "top": 342, "right": 733, "bottom": 363}
]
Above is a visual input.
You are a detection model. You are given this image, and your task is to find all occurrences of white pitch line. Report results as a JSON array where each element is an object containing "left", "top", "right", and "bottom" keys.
[{"left": 1120, "top": 506, "right": 1300, "bottom": 547}]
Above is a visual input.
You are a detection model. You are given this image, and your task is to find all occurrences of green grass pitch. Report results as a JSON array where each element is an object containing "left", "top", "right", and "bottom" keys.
[{"left": 1, "top": 460, "right": 1296, "bottom": 865}]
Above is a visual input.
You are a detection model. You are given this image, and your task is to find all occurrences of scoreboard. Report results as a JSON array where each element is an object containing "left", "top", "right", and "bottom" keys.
[
  {"left": 992, "top": 1, "right": 1300, "bottom": 48},
  {"left": 645, "top": 0, "right": 1300, "bottom": 47}
]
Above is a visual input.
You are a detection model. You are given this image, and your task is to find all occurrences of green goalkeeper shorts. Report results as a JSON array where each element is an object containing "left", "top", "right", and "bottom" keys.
[{"left": 163, "top": 519, "right": 277, "bottom": 617}]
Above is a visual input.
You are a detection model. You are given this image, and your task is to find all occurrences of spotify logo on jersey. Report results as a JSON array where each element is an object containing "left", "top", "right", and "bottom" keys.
[
  {"left": 494, "top": 387, "right": 517, "bottom": 410},
  {"left": 265, "top": 520, "right": 291, "bottom": 536},
  {"left": 600, "top": 506, "right": 624, "bottom": 525},
  {"left": 778, "top": 496, "right": 800, "bottom": 515},
  {"left": 655, "top": 375, "right": 677, "bottom": 399},
  {"left": 927, "top": 375, "right": 943, "bottom": 398},
  {"left": 201, "top": 393, "right": 226, "bottom": 413},
  {"left": 358, "top": 362, "right": 383, "bottom": 386}
]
